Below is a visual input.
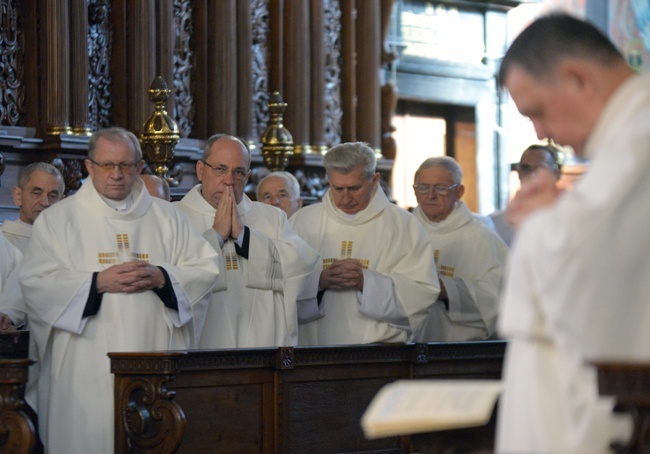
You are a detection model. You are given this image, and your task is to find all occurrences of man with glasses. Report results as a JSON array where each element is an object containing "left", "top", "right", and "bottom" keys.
[
  {"left": 290, "top": 142, "right": 439, "bottom": 345},
  {"left": 410, "top": 156, "right": 508, "bottom": 342},
  {"left": 485, "top": 142, "right": 563, "bottom": 246},
  {"left": 19, "top": 127, "right": 220, "bottom": 453},
  {"left": 175, "top": 134, "right": 319, "bottom": 348}
]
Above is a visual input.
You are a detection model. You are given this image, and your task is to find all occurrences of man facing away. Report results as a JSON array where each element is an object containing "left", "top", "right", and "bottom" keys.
[
  {"left": 486, "top": 142, "right": 563, "bottom": 246},
  {"left": 141, "top": 173, "right": 172, "bottom": 201},
  {"left": 0, "top": 162, "right": 65, "bottom": 332},
  {"left": 256, "top": 170, "right": 303, "bottom": 218},
  {"left": 496, "top": 13, "right": 644, "bottom": 453},
  {"left": 290, "top": 142, "right": 440, "bottom": 345},
  {"left": 174, "top": 134, "right": 319, "bottom": 348},
  {"left": 410, "top": 156, "right": 508, "bottom": 342},
  {"left": 19, "top": 127, "right": 219, "bottom": 453}
]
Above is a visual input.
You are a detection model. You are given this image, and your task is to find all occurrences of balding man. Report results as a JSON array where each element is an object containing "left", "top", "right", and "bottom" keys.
[
  {"left": 256, "top": 171, "right": 303, "bottom": 217},
  {"left": 175, "top": 134, "right": 319, "bottom": 348},
  {"left": 410, "top": 156, "right": 508, "bottom": 342},
  {"left": 141, "top": 174, "right": 172, "bottom": 201}
]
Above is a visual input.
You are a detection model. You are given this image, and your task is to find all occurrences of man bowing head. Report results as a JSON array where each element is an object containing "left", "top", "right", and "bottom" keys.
[
  {"left": 19, "top": 127, "right": 219, "bottom": 454},
  {"left": 175, "top": 134, "right": 319, "bottom": 348}
]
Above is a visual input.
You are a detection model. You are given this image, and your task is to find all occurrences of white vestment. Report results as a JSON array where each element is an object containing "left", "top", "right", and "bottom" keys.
[
  {"left": 1, "top": 220, "right": 32, "bottom": 327},
  {"left": 290, "top": 186, "right": 440, "bottom": 345},
  {"left": 175, "top": 185, "right": 319, "bottom": 348},
  {"left": 0, "top": 233, "right": 22, "bottom": 303},
  {"left": 20, "top": 178, "right": 219, "bottom": 454},
  {"left": 495, "top": 74, "right": 650, "bottom": 453},
  {"left": 2, "top": 218, "right": 32, "bottom": 253},
  {"left": 411, "top": 201, "right": 508, "bottom": 342}
]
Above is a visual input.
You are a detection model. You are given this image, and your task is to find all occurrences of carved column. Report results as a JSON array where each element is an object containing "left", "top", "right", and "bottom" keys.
[
  {"left": 126, "top": 0, "right": 156, "bottom": 135},
  {"left": 208, "top": 0, "right": 237, "bottom": 135},
  {"left": 237, "top": 1, "right": 254, "bottom": 147},
  {"left": 268, "top": 0, "right": 284, "bottom": 95},
  {"left": 283, "top": 0, "right": 311, "bottom": 154},
  {"left": 70, "top": 0, "right": 91, "bottom": 135},
  {"left": 355, "top": 0, "right": 381, "bottom": 152},
  {"left": 340, "top": 0, "right": 356, "bottom": 143},
  {"left": 192, "top": 0, "right": 208, "bottom": 139},
  {"left": 42, "top": 0, "right": 72, "bottom": 135},
  {"left": 310, "top": 0, "right": 326, "bottom": 153}
]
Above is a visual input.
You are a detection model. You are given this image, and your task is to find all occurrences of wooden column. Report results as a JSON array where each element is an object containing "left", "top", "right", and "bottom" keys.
[
  {"left": 283, "top": 0, "right": 311, "bottom": 153},
  {"left": 237, "top": 1, "right": 254, "bottom": 145},
  {"left": 42, "top": 0, "right": 72, "bottom": 135},
  {"left": 268, "top": 0, "right": 284, "bottom": 95},
  {"left": 355, "top": 0, "right": 381, "bottom": 151},
  {"left": 126, "top": 1, "right": 156, "bottom": 134},
  {"left": 156, "top": 0, "right": 175, "bottom": 122},
  {"left": 310, "top": 0, "right": 326, "bottom": 153},
  {"left": 208, "top": 0, "right": 237, "bottom": 135},
  {"left": 69, "top": 0, "right": 90, "bottom": 135},
  {"left": 340, "top": 0, "right": 356, "bottom": 143}
]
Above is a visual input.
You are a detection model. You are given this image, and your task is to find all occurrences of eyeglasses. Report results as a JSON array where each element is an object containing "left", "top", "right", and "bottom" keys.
[
  {"left": 201, "top": 160, "right": 249, "bottom": 181},
  {"left": 413, "top": 183, "right": 459, "bottom": 196},
  {"left": 88, "top": 159, "right": 140, "bottom": 174}
]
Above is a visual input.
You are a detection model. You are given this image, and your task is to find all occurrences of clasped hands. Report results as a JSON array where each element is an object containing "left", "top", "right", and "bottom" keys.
[
  {"left": 212, "top": 186, "right": 244, "bottom": 241},
  {"left": 319, "top": 258, "right": 364, "bottom": 291},
  {"left": 97, "top": 261, "right": 165, "bottom": 294}
]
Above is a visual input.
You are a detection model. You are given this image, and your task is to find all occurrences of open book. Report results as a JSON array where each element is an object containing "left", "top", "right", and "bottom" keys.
[{"left": 361, "top": 379, "right": 502, "bottom": 439}]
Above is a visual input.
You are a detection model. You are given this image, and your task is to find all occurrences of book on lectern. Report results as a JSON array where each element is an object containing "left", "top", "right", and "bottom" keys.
[{"left": 361, "top": 379, "right": 502, "bottom": 439}]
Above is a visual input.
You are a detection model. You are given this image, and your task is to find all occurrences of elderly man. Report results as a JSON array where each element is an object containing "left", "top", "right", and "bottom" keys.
[
  {"left": 256, "top": 171, "right": 303, "bottom": 217},
  {"left": 290, "top": 142, "right": 439, "bottom": 345},
  {"left": 2, "top": 162, "right": 64, "bottom": 252},
  {"left": 486, "top": 142, "right": 563, "bottom": 246},
  {"left": 20, "top": 127, "right": 219, "bottom": 453},
  {"left": 141, "top": 173, "right": 172, "bottom": 201},
  {"left": 410, "top": 156, "right": 508, "bottom": 342},
  {"left": 0, "top": 162, "right": 64, "bottom": 331},
  {"left": 175, "top": 134, "right": 318, "bottom": 348},
  {"left": 496, "top": 13, "right": 644, "bottom": 452}
]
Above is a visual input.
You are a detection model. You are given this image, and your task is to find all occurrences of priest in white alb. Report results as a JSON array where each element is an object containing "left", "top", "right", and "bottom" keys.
[
  {"left": 0, "top": 233, "right": 22, "bottom": 333},
  {"left": 175, "top": 134, "right": 319, "bottom": 348},
  {"left": 410, "top": 156, "right": 508, "bottom": 342},
  {"left": 290, "top": 142, "right": 440, "bottom": 345},
  {"left": 19, "top": 127, "right": 220, "bottom": 454}
]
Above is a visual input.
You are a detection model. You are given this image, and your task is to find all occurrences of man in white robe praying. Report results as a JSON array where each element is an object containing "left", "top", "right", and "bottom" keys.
[
  {"left": 19, "top": 127, "right": 220, "bottom": 454},
  {"left": 0, "top": 234, "right": 22, "bottom": 333},
  {"left": 496, "top": 14, "right": 642, "bottom": 453},
  {"left": 410, "top": 156, "right": 508, "bottom": 342},
  {"left": 175, "top": 134, "right": 319, "bottom": 348},
  {"left": 290, "top": 142, "right": 440, "bottom": 345},
  {"left": 0, "top": 162, "right": 65, "bottom": 331}
]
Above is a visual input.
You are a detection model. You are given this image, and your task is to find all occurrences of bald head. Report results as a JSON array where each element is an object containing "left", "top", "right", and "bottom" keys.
[
  {"left": 141, "top": 174, "right": 171, "bottom": 201},
  {"left": 256, "top": 171, "right": 303, "bottom": 217}
]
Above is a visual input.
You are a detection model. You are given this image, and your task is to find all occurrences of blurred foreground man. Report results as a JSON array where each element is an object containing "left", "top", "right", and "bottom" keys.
[
  {"left": 290, "top": 142, "right": 439, "bottom": 345},
  {"left": 496, "top": 13, "right": 643, "bottom": 453},
  {"left": 20, "top": 127, "right": 219, "bottom": 453}
]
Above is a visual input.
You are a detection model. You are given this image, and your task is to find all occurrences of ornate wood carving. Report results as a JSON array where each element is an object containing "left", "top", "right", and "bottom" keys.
[
  {"left": 70, "top": 0, "right": 90, "bottom": 135},
  {"left": 88, "top": 0, "right": 113, "bottom": 130},
  {"left": 323, "top": 0, "right": 342, "bottom": 148},
  {"left": 0, "top": 0, "right": 26, "bottom": 127},
  {"left": 251, "top": 0, "right": 271, "bottom": 145},
  {"left": 172, "top": 0, "right": 193, "bottom": 138},
  {"left": 52, "top": 157, "right": 85, "bottom": 196}
]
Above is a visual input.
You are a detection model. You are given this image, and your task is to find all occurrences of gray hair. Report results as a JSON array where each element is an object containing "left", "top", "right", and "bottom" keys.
[
  {"left": 18, "top": 162, "right": 65, "bottom": 194},
  {"left": 498, "top": 13, "right": 624, "bottom": 87},
  {"left": 88, "top": 127, "right": 143, "bottom": 161},
  {"left": 203, "top": 134, "right": 251, "bottom": 167},
  {"left": 414, "top": 156, "right": 462, "bottom": 185},
  {"left": 323, "top": 142, "right": 376, "bottom": 179},
  {"left": 256, "top": 171, "right": 301, "bottom": 200}
]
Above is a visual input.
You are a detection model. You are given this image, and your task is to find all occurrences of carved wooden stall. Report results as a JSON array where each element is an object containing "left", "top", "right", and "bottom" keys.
[
  {"left": 0, "top": 0, "right": 401, "bottom": 220},
  {"left": 0, "top": 332, "right": 40, "bottom": 454},
  {"left": 110, "top": 341, "right": 505, "bottom": 453}
]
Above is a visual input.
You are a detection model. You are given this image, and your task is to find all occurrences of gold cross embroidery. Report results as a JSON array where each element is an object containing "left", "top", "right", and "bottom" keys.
[
  {"left": 225, "top": 251, "right": 239, "bottom": 270},
  {"left": 438, "top": 265, "right": 455, "bottom": 278},
  {"left": 323, "top": 240, "right": 369, "bottom": 270},
  {"left": 98, "top": 234, "right": 149, "bottom": 264}
]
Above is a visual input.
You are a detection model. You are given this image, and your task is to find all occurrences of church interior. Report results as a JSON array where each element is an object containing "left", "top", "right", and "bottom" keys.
[{"left": 1, "top": 0, "right": 649, "bottom": 452}]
